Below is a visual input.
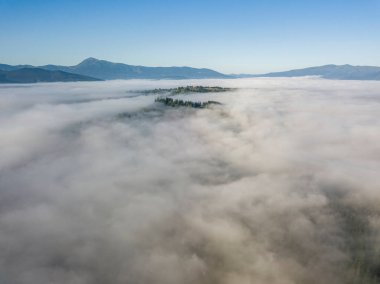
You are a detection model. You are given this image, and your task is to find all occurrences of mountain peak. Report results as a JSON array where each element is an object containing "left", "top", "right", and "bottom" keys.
[{"left": 80, "top": 57, "right": 101, "bottom": 64}]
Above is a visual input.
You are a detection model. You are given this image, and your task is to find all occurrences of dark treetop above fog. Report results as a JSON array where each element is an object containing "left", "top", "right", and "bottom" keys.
[
  {"left": 139, "top": 86, "right": 235, "bottom": 95},
  {"left": 1, "top": 58, "right": 380, "bottom": 83}
]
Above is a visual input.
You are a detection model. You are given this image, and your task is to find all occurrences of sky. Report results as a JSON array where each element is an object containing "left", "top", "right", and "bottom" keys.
[{"left": 0, "top": 0, "right": 379, "bottom": 73}]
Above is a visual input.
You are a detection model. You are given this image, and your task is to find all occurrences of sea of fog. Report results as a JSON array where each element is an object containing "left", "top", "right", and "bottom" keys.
[{"left": 0, "top": 78, "right": 380, "bottom": 284}]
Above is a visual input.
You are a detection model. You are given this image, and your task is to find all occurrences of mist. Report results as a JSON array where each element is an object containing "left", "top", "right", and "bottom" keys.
[{"left": 0, "top": 78, "right": 379, "bottom": 284}]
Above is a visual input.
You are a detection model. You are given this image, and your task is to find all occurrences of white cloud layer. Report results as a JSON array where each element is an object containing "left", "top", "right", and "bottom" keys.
[{"left": 0, "top": 78, "right": 380, "bottom": 284}]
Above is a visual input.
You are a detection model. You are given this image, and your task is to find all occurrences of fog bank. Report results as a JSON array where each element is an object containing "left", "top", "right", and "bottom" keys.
[{"left": 0, "top": 78, "right": 380, "bottom": 284}]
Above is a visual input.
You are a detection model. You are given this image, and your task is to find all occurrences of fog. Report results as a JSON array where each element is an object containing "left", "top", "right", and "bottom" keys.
[{"left": 0, "top": 78, "right": 379, "bottom": 284}]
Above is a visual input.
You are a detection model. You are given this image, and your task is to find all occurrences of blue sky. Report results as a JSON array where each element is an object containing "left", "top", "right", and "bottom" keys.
[{"left": 0, "top": 0, "right": 379, "bottom": 73}]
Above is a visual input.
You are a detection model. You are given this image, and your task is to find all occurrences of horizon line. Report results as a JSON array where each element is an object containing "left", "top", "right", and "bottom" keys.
[{"left": 1, "top": 57, "right": 380, "bottom": 75}]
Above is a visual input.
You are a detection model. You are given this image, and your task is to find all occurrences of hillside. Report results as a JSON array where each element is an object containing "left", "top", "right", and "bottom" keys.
[{"left": 0, "top": 68, "right": 101, "bottom": 83}]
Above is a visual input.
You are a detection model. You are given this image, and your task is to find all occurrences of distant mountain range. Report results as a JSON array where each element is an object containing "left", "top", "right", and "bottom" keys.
[
  {"left": 250, "top": 64, "right": 380, "bottom": 80},
  {"left": 0, "top": 68, "right": 100, "bottom": 83},
  {"left": 1, "top": 58, "right": 380, "bottom": 83},
  {"left": 43, "top": 57, "right": 230, "bottom": 80},
  {"left": 0, "top": 58, "right": 228, "bottom": 83}
]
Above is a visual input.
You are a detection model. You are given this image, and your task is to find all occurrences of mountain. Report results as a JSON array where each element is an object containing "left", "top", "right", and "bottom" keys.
[
  {"left": 250, "top": 64, "right": 380, "bottom": 80},
  {"left": 3, "top": 60, "right": 380, "bottom": 81},
  {"left": 40, "top": 57, "right": 230, "bottom": 80},
  {"left": 0, "top": 68, "right": 101, "bottom": 83},
  {"left": 0, "top": 64, "right": 34, "bottom": 71}
]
